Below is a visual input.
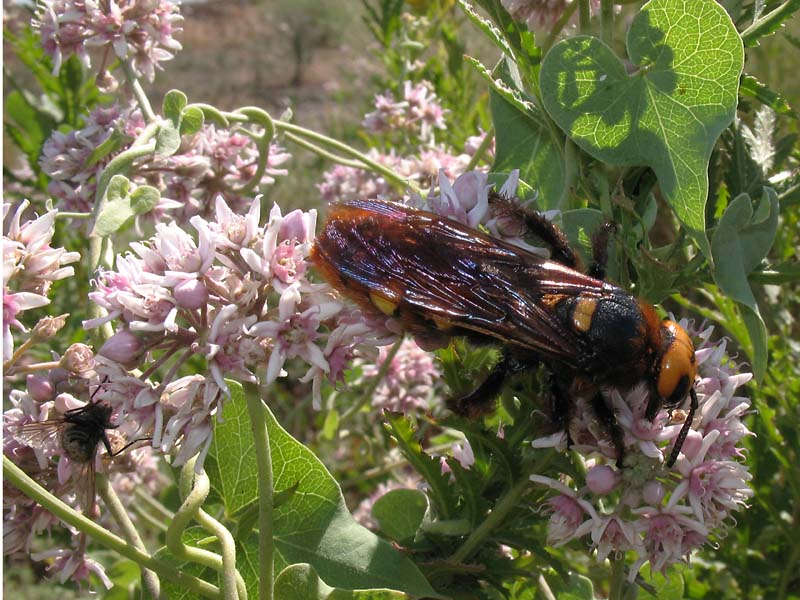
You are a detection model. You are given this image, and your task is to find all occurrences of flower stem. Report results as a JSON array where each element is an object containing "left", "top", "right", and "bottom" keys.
[
  {"left": 340, "top": 337, "right": 404, "bottom": 422},
  {"left": 275, "top": 121, "right": 421, "bottom": 194},
  {"left": 600, "top": 0, "right": 614, "bottom": 45},
  {"left": 3, "top": 457, "right": 221, "bottom": 598},
  {"left": 463, "top": 128, "right": 495, "bottom": 173},
  {"left": 168, "top": 459, "right": 241, "bottom": 600},
  {"left": 197, "top": 507, "right": 248, "bottom": 600},
  {"left": 448, "top": 471, "right": 531, "bottom": 564},
  {"left": 608, "top": 555, "right": 627, "bottom": 600},
  {"left": 96, "top": 474, "right": 161, "bottom": 598},
  {"left": 121, "top": 60, "right": 157, "bottom": 124},
  {"left": 244, "top": 382, "right": 274, "bottom": 600}
]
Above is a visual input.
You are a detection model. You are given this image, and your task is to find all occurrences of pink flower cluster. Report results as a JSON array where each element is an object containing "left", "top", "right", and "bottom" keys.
[
  {"left": 363, "top": 81, "right": 448, "bottom": 141},
  {"left": 361, "top": 338, "right": 440, "bottom": 414},
  {"left": 39, "top": 104, "right": 291, "bottom": 220},
  {"left": 83, "top": 197, "right": 392, "bottom": 469},
  {"left": 34, "top": 0, "right": 183, "bottom": 82},
  {"left": 2, "top": 202, "right": 80, "bottom": 360},
  {"left": 501, "top": 0, "right": 599, "bottom": 28},
  {"left": 3, "top": 371, "right": 161, "bottom": 591},
  {"left": 530, "top": 323, "right": 753, "bottom": 577},
  {"left": 318, "top": 135, "right": 493, "bottom": 204}
]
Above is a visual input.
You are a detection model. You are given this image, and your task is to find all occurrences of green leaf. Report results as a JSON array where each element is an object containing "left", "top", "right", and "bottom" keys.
[
  {"left": 275, "top": 564, "right": 413, "bottom": 599},
  {"left": 487, "top": 57, "right": 565, "bottom": 208},
  {"left": 739, "top": 74, "right": 795, "bottom": 117},
  {"left": 637, "top": 564, "right": 685, "bottom": 599},
  {"left": 371, "top": 489, "right": 428, "bottom": 544},
  {"left": 130, "top": 185, "right": 161, "bottom": 214},
  {"left": 540, "top": 571, "right": 595, "bottom": 600},
  {"left": 4, "top": 90, "right": 56, "bottom": 168},
  {"left": 205, "top": 383, "right": 439, "bottom": 597},
  {"left": 540, "top": 0, "right": 744, "bottom": 257},
  {"left": 106, "top": 174, "right": 132, "bottom": 202},
  {"left": 163, "top": 89, "right": 188, "bottom": 122},
  {"left": 710, "top": 188, "right": 779, "bottom": 380},
  {"left": 457, "top": 0, "right": 514, "bottom": 58},
  {"left": 84, "top": 129, "right": 126, "bottom": 169},
  {"left": 93, "top": 177, "right": 160, "bottom": 236},
  {"left": 383, "top": 413, "right": 455, "bottom": 520},
  {"left": 741, "top": 0, "right": 800, "bottom": 47},
  {"left": 180, "top": 105, "right": 205, "bottom": 136},
  {"left": 155, "top": 120, "right": 182, "bottom": 156}
]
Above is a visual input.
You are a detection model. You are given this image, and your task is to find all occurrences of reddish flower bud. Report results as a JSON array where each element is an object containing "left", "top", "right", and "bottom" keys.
[
  {"left": 99, "top": 330, "right": 144, "bottom": 366},
  {"left": 26, "top": 374, "right": 54, "bottom": 402},
  {"left": 173, "top": 279, "right": 209, "bottom": 309}
]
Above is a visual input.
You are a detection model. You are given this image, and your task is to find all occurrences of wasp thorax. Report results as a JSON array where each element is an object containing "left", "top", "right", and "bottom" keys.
[{"left": 656, "top": 320, "right": 697, "bottom": 407}]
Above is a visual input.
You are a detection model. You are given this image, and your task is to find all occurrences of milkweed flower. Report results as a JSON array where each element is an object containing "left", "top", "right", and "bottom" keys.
[
  {"left": 83, "top": 197, "right": 391, "bottom": 469},
  {"left": 34, "top": 0, "right": 183, "bottom": 82},
  {"left": 530, "top": 323, "right": 753, "bottom": 578},
  {"left": 40, "top": 104, "right": 291, "bottom": 223},
  {"left": 363, "top": 81, "right": 448, "bottom": 141},
  {"left": 2, "top": 201, "right": 80, "bottom": 360},
  {"left": 361, "top": 338, "right": 439, "bottom": 414}
]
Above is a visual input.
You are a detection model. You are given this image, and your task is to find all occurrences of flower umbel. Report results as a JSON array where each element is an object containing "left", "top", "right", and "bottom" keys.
[{"left": 530, "top": 323, "right": 753, "bottom": 578}]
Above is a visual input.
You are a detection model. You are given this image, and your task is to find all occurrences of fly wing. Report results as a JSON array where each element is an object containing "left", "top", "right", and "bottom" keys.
[
  {"left": 313, "top": 200, "right": 612, "bottom": 362},
  {"left": 70, "top": 457, "right": 97, "bottom": 517},
  {"left": 15, "top": 420, "right": 65, "bottom": 449}
]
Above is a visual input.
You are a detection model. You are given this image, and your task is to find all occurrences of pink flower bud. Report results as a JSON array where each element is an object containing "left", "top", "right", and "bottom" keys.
[
  {"left": 279, "top": 209, "right": 308, "bottom": 243},
  {"left": 643, "top": 480, "right": 665, "bottom": 505},
  {"left": 173, "top": 279, "right": 209, "bottom": 310},
  {"left": 60, "top": 343, "right": 96, "bottom": 376},
  {"left": 26, "top": 374, "right": 54, "bottom": 402},
  {"left": 99, "top": 330, "right": 144, "bottom": 365},
  {"left": 586, "top": 465, "right": 618, "bottom": 495},
  {"left": 31, "top": 314, "right": 69, "bottom": 342}
]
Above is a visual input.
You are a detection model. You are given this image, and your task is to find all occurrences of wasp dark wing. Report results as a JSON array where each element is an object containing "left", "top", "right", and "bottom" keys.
[{"left": 313, "top": 199, "right": 614, "bottom": 362}]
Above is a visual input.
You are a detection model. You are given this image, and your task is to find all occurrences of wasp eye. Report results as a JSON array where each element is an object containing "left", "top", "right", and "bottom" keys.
[{"left": 657, "top": 321, "right": 697, "bottom": 406}]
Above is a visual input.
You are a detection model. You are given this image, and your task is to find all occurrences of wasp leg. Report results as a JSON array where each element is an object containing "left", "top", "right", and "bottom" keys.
[
  {"left": 589, "top": 392, "right": 626, "bottom": 467},
  {"left": 448, "top": 349, "right": 529, "bottom": 417},
  {"left": 549, "top": 375, "right": 575, "bottom": 448},
  {"left": 488, "top": 192, "right": 578, "bottom": 269},
  {"left": 588, "top": 221, "right": 617, "bottom": 280}
]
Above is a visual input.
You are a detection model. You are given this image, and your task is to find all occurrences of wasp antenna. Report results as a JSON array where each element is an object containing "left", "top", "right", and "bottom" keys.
[{"left": 666, "top": 387, "right": 698, "bottom": 468}]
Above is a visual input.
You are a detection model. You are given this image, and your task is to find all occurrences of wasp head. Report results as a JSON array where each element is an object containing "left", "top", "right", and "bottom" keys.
[{"left": 645, "top": 319, "right": 697, "bottom": 420}]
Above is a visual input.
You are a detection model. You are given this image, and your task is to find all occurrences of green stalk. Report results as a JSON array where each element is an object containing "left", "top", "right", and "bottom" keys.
[
  {"left": 96, "top": 475, "right": 161, "bottom": 598},
  {"left": 168, "top": 460, "right": 240, "bottom": 600},
  {"left": 600, "top": 0, "right": 614, "bottom": 46},
  {"left": 275, "top": 121, "right": 420, "bottom": 194},
  {"left": 340, "top": 338, "right": 404, "bottom": 422},
  {"left": 197, "top": 508, "right": 248, "bottom": 600},
  {"left": 3, "top": 457, "right": 220, "bottom": 598},
  {"left": 608, "top": 555, "right": 627, "bottom": 600},
  {"left": 448, "top": 473, "right": 530, "bottom": 564},
  {"left": 244, "top": 382, "right": 274, "bottom": 600}
]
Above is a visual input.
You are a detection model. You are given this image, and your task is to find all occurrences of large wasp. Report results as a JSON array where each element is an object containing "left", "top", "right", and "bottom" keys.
[{"left": 312, "top": 197, "right": 698, "bottom": 467}]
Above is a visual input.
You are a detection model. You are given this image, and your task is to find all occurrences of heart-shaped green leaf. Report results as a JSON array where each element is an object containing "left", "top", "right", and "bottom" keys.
[
  {"left": 540, "top": 0, "right": 744, "bottom": 257},
  {"left": 372, "top": 489, "right": 428, "bottom": 544},
  {"left": 274, "top": 563, "right": 413, "bottom": 599},
  {"left": 205, "top": 383, "right": 439, "bottom": 597}
]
